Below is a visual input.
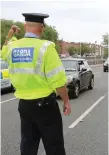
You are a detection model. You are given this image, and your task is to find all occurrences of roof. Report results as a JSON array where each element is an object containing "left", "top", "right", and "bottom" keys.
[{"left": 61, "top": 57, "right": 85, "bottom": 61}]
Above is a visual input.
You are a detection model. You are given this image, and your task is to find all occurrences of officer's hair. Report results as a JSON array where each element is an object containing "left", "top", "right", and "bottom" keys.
[{"left": 26, "top": 22, "right": 43, "bottom": 27}]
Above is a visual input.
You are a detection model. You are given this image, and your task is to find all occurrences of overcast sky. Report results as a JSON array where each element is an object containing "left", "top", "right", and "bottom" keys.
[{"left": 1, "top": 0, "right": 109, "bottom": 44}]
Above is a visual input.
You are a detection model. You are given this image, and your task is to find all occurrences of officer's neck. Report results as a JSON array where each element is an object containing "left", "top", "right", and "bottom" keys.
[{"left": 26, "top": 31, "right": 41, "bottom": 38}]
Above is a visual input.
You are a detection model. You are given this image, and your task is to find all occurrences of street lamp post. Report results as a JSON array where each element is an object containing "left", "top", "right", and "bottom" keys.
[
  {"left": 80, "top": 42, "right": 81, "bottom": 57},
  {"left": 95, "top": 41, "right": 97, "bottom": 64}
]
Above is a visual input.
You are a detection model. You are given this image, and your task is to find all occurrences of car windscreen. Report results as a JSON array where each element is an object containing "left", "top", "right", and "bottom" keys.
[
  {"left": 61, "top": 60, "right": 77, "bottom": 71},
  {"left": 0, "top": 61, "right": 8, "bottom": 70}
]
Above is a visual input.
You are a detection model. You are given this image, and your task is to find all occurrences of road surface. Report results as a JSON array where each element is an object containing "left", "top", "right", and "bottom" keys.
[{"left": 1, "top": 66, "right": 108, "bottom": 155}]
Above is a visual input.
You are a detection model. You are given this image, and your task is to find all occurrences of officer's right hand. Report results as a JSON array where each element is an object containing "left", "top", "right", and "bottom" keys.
[
  {"left": 7, "top": 25, "right": 19, "bottom": 38},
  {"left": 7, "top": 26, "right": 16, "bottom": 38},
  {"left": 63, "top": 101, "right": 71, "bottom": 116}
]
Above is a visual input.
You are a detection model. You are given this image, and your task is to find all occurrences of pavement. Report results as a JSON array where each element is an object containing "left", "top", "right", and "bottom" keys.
[
  {"left": 1, "top": 66, "right": 108, "bottom": 155},
  {"left": 90, "top": 64, "right": 103, "bottom": 68}
]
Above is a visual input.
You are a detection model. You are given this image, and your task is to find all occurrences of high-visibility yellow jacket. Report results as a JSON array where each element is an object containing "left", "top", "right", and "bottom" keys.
[
  {"left": 10, "top": 36, "right": 18, "bottom": 42},
  {"left": 1, "top": 38, "right": 66, "bottom": 99}
]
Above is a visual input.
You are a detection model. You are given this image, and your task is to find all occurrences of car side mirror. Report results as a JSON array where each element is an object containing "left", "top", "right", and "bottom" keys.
[{"left": 81, "top": 68, "right": 87, "bottom": 72}]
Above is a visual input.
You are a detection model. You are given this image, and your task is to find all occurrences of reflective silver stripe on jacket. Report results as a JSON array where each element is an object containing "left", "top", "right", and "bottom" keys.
[
  {"left": 46, "top": 66, "right": 65, "bottom": 78},
  {"left": 35, "top": 41, "right": 52, "bottom": 74},
  {"left": 9, "top": 68, "right": 45, "bottom": 77},
  {"left": 9, "top": 66, "right": 65, "bottom": 77},
  {"left": 9, "top": 68, "right": 36, "bottom": 74}
]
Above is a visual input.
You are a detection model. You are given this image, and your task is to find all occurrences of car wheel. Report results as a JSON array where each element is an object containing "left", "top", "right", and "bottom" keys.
[
  {"left": 73, "top": 83, "right": 80, "bottom": 98},
  {"left": 88, "top": 78, "right": 94, "bottom": 89},
  {"left": 11, "top": 85, "right": 15, "bottom": 92},
  {"left": 104, "top": 68, "right": 106, "bottom": 72}
]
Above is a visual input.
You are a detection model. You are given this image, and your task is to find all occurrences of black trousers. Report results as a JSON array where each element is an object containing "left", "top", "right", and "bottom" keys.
[{"left": 18, "top": 94, "right": 66, "bottom": 155}]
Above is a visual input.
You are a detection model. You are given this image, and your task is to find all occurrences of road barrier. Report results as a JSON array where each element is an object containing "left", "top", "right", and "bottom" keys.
[{"left": 87, "top": 59, "right": 103, "bottom": 65}]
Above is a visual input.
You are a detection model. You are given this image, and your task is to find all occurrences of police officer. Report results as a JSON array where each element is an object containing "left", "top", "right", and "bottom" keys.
[{"left": 1, "top": 13, "right": 71, "bottom": 155}]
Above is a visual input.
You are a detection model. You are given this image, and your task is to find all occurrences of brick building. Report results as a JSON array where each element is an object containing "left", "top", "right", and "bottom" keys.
[
  {"left": 57, "top": 40, "right": 81, "bottom": 54},
  {"left": 58, "top": 40, "right": 70, "bottom": 54},
  {"left": 57, "top": 40, "right": 103, "bottom": 56}
]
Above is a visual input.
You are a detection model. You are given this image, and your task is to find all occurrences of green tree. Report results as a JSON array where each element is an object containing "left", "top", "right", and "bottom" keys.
[
  {"left": 41, "top": 25, "right": 59, "bottom": 43},
  {"left": 68, "top": 46, "right": 77, "bottom": 55},
  {"left": 1, "top": 19, "right": 14, "bottom": 46},
  {"left": 68, "top": 44, "right": 91, "bottom": 56},
  {"left": 81, "top": 43, "right": 91, "bottom": 56},
  {"left": 104, "top": 50, "right": 108, "bottom": 58},
  {"left": 14, "top": 21, "right": 25, "bottom": 39},
  {"left": 102, "top": 33, "right": 108, "bottom": 58},
  {"left": 1, "top": 19, "right": 60, "bottom": 52},
  {"left": 55, "top": 43, "right": 61, "bottom": 54},
  {"left": 74, "top": 46, "right": 80, "bottom": 54},
  {"left": 41, "top": 24, "right": 61, "bottom": 53},
  {"left": 103, "top": 33, "right": 108, "bottom": 45}
]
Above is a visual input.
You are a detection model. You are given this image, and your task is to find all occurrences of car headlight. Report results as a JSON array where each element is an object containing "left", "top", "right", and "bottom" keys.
[{"left": 67, "top": 76, "right": 73, "bottom": 84}]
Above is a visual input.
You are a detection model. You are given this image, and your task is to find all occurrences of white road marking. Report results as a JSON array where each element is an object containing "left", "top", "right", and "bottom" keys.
[
  {"left": 41, "top": 94, "right": 106, "bottom": 155},
  {"left": 69, "top": 95, "right": 105, "bottom": 128},
  {"left": 0, "top": 97, "right": 16, "bottom": 104}
]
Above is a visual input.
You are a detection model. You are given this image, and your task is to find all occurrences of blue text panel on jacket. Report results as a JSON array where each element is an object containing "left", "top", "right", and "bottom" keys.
[{"left": 12, "top": 47, "right": 34, "bottom": 63}]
